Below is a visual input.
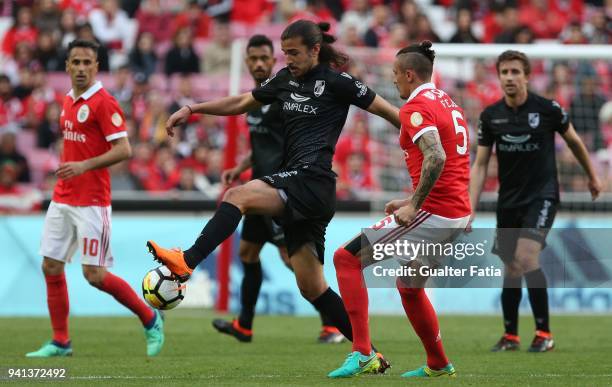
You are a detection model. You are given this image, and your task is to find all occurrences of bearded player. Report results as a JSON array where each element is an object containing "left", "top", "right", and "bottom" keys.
[
  {"left": 329, "top": 41, "right": 471, "bottom": 378},
  {"left": 26, "top": 39, "right": 164, "bottom": 358}
]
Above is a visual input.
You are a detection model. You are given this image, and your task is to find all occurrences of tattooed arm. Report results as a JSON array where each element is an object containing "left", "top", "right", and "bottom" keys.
[{"left": 393, "top": 130, "right": 446, "bottom": 226}]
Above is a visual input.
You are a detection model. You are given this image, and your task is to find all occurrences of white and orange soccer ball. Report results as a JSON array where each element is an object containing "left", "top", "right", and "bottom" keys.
[{"left": 142, "top": 266, "right": 186, "bottom": 310}]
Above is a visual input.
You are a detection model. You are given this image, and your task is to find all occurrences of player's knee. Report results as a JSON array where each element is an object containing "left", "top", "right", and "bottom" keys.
[
  {"left": 296, "top": 277, "right": 325, "bottom": 301},
  {"left": 333, "top": 248, "right": 358, "bottom": 270},
  {"left": 82, "top": 267, "right": 106, "bottom": 288},
  {"left": 238, "top": 246, "right": 259, "bottom": 264},
  {"left": 504, "top": 261, "right": 523, "bottom": 278},
  {"left": 42, "top": 258, "right": 64, "bottom": 276},
  {"left": 223, "top": 186, "right": 246, "bottom": 211}
]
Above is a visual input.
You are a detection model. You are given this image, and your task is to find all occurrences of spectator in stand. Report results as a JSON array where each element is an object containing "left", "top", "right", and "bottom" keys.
[
  {"left": 13, "top": 66, "right": 35, "bottom": 99},
  {"left": 35, "top": 30, "right": 64, "bottom": 72},
  {"left": 339, "top": 0, "right": 371, "bottom": 38},
  {"left": 466, "top": 60, "right": 501, "bottom": 108},
  {"left": 286, "top": 0, "right": 336, "bottom": 25},
  {"left": 562, "top": 21, "right": 588, "bottom": 44},
  {"left": 177, "top": 167, "right": 198, "bottom": 191},
  {"left": 201, "top": 20, "right": 232, "bottom": 75},
  {"left": 139, "top": 91, "right": 170, "bottom": 145},
  {"left": 494, "top": 6, "right": 520, "bottom": 44},
  {"left": 131, "top": 72, "right": 150, "bottom": 125},
  {"left": 110, "top": 65, "right": 133, "bottom": 115},
  {"left": 88, "top": 0, "right": 132, "bottom": 68},
  {"left": 204, "top": 147, "right": 223, "bottom": 185},
  {"left": 231, "top": 0, "right": 275, "bottom": 25},
  {"left": 0, "top": 160, "right": 42, "bottom": 214},
  {"left": 180, "top": 143, "right": 209, "bottom": 175},
  {"left": 413, "top": 13, "right": 441, "bottom": 42},
  {"left": 337, "top": 151, "right": 374, "bottom": 200},
  {"left": 335, "top": 115, "right": 370, "bottom": 170},
  {"left": 129, "top": 32, "right": 158, "bottom": 79},
  {"left": 129, "top": 142, "right": 163, "bottom": 191},
  {"left": 58, "top": 7, "right": 77, "bottom": 48},
  {"left": 341, "top": 24, "right": 365, "bottom": 47},
  {"left": 1, "top": 6, "right": 38, "bottom": 57},
  {"left": 514, "top": 25, "right": 535, "bottom": 44},
  {"left": 519, "top": 0, "right": 566, "bottom": 40},
  {"left": 0, "top": 75, "right": 24, "bottom": 131},
  {"left": 399, "top": 0, "right": 419, "bottom": 31},
  {"left": 155, "top": 145, "right": 181, "bottom": 190},
  {"left": 22, "top": 68, "right": 60, "bottom": 130},
  {"left": 448, "top": 8, "right": 480, "bottom": 43},
  {"left": 36, "top": 101, "right": 61, "bottom": 149},
  {"left": 58, "top": 0, "right": 98, "bottom": 20},
  {"left": 586, "top": 9, "right": 610, "bottom": 44},
  {"left": 169, "top": 75, "right": 198, "bottom": 114},
  {"left": 383, "top": 23, "right": 409, "bottom": 49},
  {"left": 0, "top": 132, "right": 30, "bottom": 183},
  {"left": 34, "top": 0, "right": 61, "bottom": 32},
  {"left": 164, "top": 27, "right": 200, "bottom": 76},
  {"left": 110, "top": 160, "right": 138, "bottom": 191},
  {"left": 546, "top": 62, "right": 573, "bottom": 108},
  {"left": 570, "top": 75, "right": 607, "bottom": 151},
  {"left": 74, "top": 22, "right": 110, "bottom": 71},
  {"left": 136, "top": 0, "right": 174, "bottom": 43},
  {"left": 364, "top": 4, "right": 391, "bottom": 48},
  {"left": 173, "top": 0, "right": 211, "bottom": 39}
]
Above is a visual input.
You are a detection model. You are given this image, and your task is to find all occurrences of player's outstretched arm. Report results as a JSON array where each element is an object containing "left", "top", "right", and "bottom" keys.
[
  {"left": 366, "top": 95, "right": 401, "bottom": 129},
  {"left": 165, "top": 92, "right": 262, "bottom": 137},
  {"left": 56, "top": 137, "right": 131, "bottom": 180},
  {"left": 561, "top": 123, "right": 603, "bottom": 200}
]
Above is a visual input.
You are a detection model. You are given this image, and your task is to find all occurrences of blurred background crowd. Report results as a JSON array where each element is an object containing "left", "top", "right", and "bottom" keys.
[{"left": 0, "top": 0, "right": 610, "bottom": 212}]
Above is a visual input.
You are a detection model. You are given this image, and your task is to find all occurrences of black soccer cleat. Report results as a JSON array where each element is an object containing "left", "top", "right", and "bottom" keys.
[
  {"left": 528, "top": 331, "right": 555, "bottom": 353},
  {"left": 317, "top": 326, "right": 346, "bottom": 344},
  {"left": 376, "top": 353, "right": 392, "bottom": 374},
  {"left": 212, "top": 319, "right": 253, "bottom": 343},
  {"left": 491, "top": 334, "right": 520, "bottom": 352}
]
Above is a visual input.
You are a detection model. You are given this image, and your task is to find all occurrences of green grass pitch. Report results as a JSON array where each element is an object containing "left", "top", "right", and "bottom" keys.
[{"left": 2, "top": 311, "right": 611, "bottom": 386}]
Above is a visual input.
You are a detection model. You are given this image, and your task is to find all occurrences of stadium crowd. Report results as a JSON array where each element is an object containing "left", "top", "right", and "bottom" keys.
[{"left": 0, "top": 0, "right": 610, "bottom": 211}]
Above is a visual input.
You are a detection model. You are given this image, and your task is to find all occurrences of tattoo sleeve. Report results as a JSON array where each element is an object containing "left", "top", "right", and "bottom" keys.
[{"left": 411, "top": 130, "right": 446, "bottom": 209}]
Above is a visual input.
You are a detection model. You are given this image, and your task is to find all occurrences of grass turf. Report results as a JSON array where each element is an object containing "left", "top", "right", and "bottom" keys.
[{"left": 2, "top": 311, "right": 611, "bottom": 386}]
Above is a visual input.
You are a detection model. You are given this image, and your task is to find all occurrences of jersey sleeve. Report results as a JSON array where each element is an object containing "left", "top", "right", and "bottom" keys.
[
  {"left": 399, "top": 100, "right": 437, "bottom": 143},
  {"left": 251, "top": 70, "right": 283, "bottom": 105},
  {"left": 551, "top": 99, "right": 570, "bottom": 134},
  {"left": 331, "top": 72, "right": 376, "bottom": 110},
  {"left": 97, "top": 95, "right": 128, "bottom": 142},
  {"left": 477, "top": 109, "right": 494, "bottom": 146}
]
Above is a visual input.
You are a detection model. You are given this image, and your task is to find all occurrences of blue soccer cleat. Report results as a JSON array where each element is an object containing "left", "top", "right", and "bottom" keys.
[
  {"left": 401, "top": 363, "right": 456, "bottom": 378},
  {"left": 328, "top": 351, "right": 380, "bottom": 378},
  {"left": 144, "top": 310, "right": 165, "bottom": 356}
]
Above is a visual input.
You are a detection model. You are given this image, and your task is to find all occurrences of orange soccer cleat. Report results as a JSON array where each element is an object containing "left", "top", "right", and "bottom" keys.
[{"left": 146, "top": 241, "right": 193, "bottom": 282}]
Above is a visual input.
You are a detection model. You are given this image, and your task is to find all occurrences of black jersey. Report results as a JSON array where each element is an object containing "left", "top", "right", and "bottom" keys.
[
  {"left": 247, "top": 102, "right": 284, "bottom": 178},
  {"left": 478, "top": 92, "right": 569, "bottom": 209},
  {"left": 251, "top": 64, "right": 376, "bottom": 173}
]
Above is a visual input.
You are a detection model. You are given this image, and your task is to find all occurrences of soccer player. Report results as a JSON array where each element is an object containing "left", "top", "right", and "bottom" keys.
[
  {"left": 212, "top": 34, "right": 344, "bottom": 344},
  {"left": 147, "top": 20, "right": 400, "bottom": 370},
  {"left": 469, "top": 50, "right": 602, "bottom": 352},
  {"left": 330, "top": 41, "right": 471, "bottom": 378},
  {"left": 26, "top": 39, "right": 164, "bottom": 358}
]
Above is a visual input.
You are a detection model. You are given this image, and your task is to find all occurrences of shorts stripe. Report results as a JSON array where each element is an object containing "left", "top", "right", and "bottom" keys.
[
  {"left": 377, "top": 211, "right": 431, "bottom": 245},
  {"left": 100, "top": 208, "right": 109, "bottom": 266}
]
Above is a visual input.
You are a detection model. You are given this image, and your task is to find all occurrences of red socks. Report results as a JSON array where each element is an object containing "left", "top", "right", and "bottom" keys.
[
  {"left": 333, "top": 248, "right": 371, "bottom": 355},
  {"left": 99, "top": 272, "right": 155, "bottom": 326},
  {"left": 45, "top": 273, "right": 70, "bottom": 345},
  {"left": 397, "top": 284, "right": 448, "bottom": 370}
]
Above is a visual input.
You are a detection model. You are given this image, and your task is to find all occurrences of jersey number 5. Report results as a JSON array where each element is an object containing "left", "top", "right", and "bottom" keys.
[{"left": 452, "top": 110, "right": 467, "bottom": 155}]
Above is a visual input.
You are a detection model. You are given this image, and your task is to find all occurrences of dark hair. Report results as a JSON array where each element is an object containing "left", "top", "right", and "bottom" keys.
[
  {"left": 280, "top": 20, "right": 348, "bottom": 68},
  {"left": 496, "top": 50, "right": 531, "bottom": 75},
  {"left": 0, "top": 74, "right": 10, "bottom": 83},
  {"left": 67, "top": 39, "right": 100, "bottom": 58},
  {"left": 395, "top": 40, "right": 435, "bottom": 80},
  {"left": 246, "top": 34, "right": 274, "bottom": 54}
]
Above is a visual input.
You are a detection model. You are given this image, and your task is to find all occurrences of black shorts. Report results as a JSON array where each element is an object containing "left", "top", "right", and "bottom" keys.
[
  {"left": 258, "top": 166, "right": 336, "bottom": 263},
  {"left": 242, "top": 214, "right": 286, "bottom": 247},
  {"left": 493, "top": 199, "right": 558, "bottom": 262}
]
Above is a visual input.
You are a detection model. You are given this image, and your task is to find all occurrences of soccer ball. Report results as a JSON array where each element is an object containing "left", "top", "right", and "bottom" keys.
[{"left": 142, "top": 266, "right": 186, "bottom": 310}]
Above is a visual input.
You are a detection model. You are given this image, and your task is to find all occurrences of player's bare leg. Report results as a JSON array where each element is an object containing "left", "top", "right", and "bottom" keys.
[
  {"left": 26, "top": 258, "right": 72, "bottom": 357},
  {"left": 82, "top": 265, "right": 164, "bottom": 356},
  {"left": 147, "top": 179, "right": 284, "bottom": 281}
]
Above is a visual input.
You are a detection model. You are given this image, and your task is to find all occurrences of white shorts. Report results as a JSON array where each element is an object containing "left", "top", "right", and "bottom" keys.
[
  {"left": 39, "top": 201, "right": 114, "bottom": 267},
  {"left": 366, "top": 209, "right": 471, "bottom": 265}
]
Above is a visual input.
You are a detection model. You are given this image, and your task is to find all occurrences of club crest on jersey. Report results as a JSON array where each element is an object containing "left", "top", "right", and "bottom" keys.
[
  {"left": 314, "top": 80, "right": 325, "bottom": 97},
  {"left": 111, "top": 112, "right": 123, "bottom": 127},
  {"left": 410, "top": 112, "right": 423, "bottom": 127},
  {"left": 528, "top": 113, "right": 540, "bottom": 128},
  {"left": 77, "top": 104, "right": 90, "bottom": 123}
]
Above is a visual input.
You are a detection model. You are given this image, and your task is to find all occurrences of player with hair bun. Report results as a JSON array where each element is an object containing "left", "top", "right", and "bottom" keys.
[{"left": 330, "top": 40, "right": 471, "bottom": 378}]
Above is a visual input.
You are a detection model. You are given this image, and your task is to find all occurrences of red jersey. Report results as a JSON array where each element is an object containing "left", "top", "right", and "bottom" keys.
[
  {"left": 53, "top": 82, "right": 127, "bottom": 206},
  {"left": 399, "top": 83, "right": 471, "bottom": 218}
]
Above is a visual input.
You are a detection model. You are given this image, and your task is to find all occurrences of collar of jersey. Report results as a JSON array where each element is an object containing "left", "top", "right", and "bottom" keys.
[
  {"left": 406, "top": 82, "right": 436, "bottom": 103},
  {"left": 298, "top": 63, "right": 326, "bottom": 80},
  {"left": 67, "top": 81, "right": 103, "bottom": 102}
]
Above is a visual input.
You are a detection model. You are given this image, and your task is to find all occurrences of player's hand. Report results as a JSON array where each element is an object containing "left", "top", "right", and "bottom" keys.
[
  {"left": 221, "top": 167, "right": 241, "bottom": 187},
  {"left": 394, "top": 203, "right": 418, "bottom": 226},
  {"left": 465, "top": 213, "right": 476, "bottom": 233},
  {"left": 588, "top": 176, "right": 603, "bottom": 201},
  {"left": 56, "top": 161, "right": 88, "bottom": 179},
  {"left": 165, "top": 106, "right": 191, "bottom": 137},
  {"left": 384, "top": 198, "right": 411, "bottom": 215}
]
